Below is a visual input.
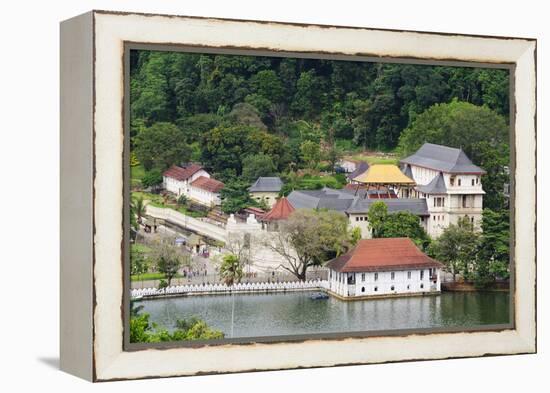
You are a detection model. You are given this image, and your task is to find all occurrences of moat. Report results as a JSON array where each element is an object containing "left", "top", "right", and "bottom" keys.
[{"left": 140, "top": 291, "right": 510, "bottom": 339}]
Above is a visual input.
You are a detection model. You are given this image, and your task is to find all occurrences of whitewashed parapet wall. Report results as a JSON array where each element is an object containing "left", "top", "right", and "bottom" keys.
[{"left": 131, "top": 279, "right": 329, "bottom": 298}]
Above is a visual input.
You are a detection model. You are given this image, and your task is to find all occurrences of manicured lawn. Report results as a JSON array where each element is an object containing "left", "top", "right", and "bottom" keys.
[
  {"left": 131, "top": 191, "right": 208, "bottom": 218},
  {"left": 348, "top": 153, "right": 400, "bottom": 166},
  {"left": 131, "top": 243, "right": 152, "bottom": 254},
  {"left": 130, "top": 164, "right": 146, "bottom": 187}
]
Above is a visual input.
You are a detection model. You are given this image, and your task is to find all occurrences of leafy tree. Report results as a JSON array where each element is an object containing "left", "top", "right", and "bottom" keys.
[
  {"left": 428, "top": 217, "right": 480, "bottom": 281},
  {"left": 134, "top": 122, "right": 190, "bottom": 171},
  {"left": 475, "top": 209, "right": 510, "bottom": 287},
  {"left": 241, "top": 153, "right": 276, "bottom": 182},
  {"left": 141, "top": 169, "right": 163, "bottom": 189},
  {"left": 219, "top": 254, "right": 244, "bottom": 286},
  {"left": 202, "top": 125, "right": 284, "bottom": 176},
  {"left": 398, "top": 100, "right": 508, "bottom": 158},
  {"left": 265, "top": 209, "right": 352, "bottom": 281},
  {"left": 300, "top": 140, "right": 321, "bottom": 170},
  {"left": 130, "top": 245, "right": 149, "bottom": 279},
  {"left": 367, "top": 201, "right": 430, "bottom": 248},
  {"left": 220, "top": 179, "right": 257, "bottom": 214},
  {"left": 176, "top": 113, "right": 221, "bottom": 143},
  {"left": 250, "top": 70, "right": 285, "bottom": 102},
  {"left": 225, "top": 102, "right": 267, "bottom": 131},
  {"left": 366, "top": 201, "right": 388, "bottom": 238},
  {"left": 152, "top": 242, "right": 189, "bottom": 286}
]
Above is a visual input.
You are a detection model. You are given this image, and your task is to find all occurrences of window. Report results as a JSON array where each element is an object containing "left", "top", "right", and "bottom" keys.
[
  {"left": 450, "top": 177, "right": 455, "bottom": 186},
  {"left": 458, "top": 178, "right": 462, "bottom": 186},
  {"left": 420, "top": 270, "right": 424, "bottom": 280},
  {"left": 471, "top": 179, "right": 475, "bottom": 186},
  {"left": 374, "top": 286, "right": 378, "bottom": 292},
  {"left": 361, "top": 273, "right": 365, "bottom": 281},
  {"left": 442, "top": 197, "right": 445, "bottom": 207},
  {"left": 407, "top": 271, "right": 411, "bottom": 279},
  {"left": 391, "top": 285, "right": 395, "bottom": 291},
  {"left": 471, "top": 216, "right": 475, "bottom": 224},
  {"left": 361, "top": 287, "right": 365, "bottom": 293},
  {"left": 420, "top": 284, "right": 424, "bottom": 289},
  {"left": 462, "top": 195, "right": 468, "bottom": 208},
  {"left": 374, "top": 273, "right": 378, "bottom": 281},
  {"left": 355, "top": 217, "right": 359, "bottom": 222},
  {"left": 391, "top": 272, "right": 395, "bottom": 280}
]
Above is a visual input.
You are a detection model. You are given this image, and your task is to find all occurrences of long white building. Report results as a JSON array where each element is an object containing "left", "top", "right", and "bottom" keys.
[{"left": 163, "top": 164, "right": 224, "bottom": 207}]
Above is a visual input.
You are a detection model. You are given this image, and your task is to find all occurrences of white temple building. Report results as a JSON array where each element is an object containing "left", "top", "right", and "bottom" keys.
[{"left": 326, "top": 237, "right": 443, "bottom": 299}]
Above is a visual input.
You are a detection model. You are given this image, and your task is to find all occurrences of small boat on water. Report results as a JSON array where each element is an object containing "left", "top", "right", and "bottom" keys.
[{"left": 309, "top": 292, "right": 329, "bottom": 300}]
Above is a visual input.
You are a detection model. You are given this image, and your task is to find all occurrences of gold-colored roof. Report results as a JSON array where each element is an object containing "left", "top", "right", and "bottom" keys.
[{"left": 353, "top": 164, "right": 415, "bottom": 185}]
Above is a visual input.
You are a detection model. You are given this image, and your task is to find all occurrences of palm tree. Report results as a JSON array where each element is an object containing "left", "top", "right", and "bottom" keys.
[
  {"left": 219, "top": 254, "right": 243, "bottom": 286},
  {"left": 132, "top": 196, "right": 146, "bottom": 224}
]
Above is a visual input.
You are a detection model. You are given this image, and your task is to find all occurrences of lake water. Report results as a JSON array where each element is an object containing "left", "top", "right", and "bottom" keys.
[{"left": 139, "top": 291, "right": 510, "bottom": 339}]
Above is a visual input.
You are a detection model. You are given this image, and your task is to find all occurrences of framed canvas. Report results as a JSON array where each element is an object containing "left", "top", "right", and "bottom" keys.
[{"left": 60, "top": 10, "right": 537, "bottom": 382}]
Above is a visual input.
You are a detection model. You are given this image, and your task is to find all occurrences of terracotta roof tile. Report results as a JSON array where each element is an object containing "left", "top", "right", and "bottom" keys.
[
  {"left": 190, "top": 176, "right": 224, "bottom": 193},
  {"left": 262, "top": 197, "right": 295, "bottom": 221},
  {"left": 163, "top": 164, "right": 203, "bottom": 181},
  {"left": 326, "top": 238, "right": 443, "bottom": 272}
]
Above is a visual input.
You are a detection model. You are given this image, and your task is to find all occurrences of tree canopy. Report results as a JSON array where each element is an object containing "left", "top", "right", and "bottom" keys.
[{"left": 367, "top": 201, "right": 430, "bottom": 248}]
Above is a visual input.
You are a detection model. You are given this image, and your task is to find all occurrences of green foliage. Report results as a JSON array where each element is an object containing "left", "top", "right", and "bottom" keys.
[
  {"left": 220, "top": 179, "right": 257, "bottom": 214},
  {"left": 300, "top": 140, "right": 321, "bottom": 170},
  {"left": 131, "top": 51, "right": 509, "bottom": 153},
  {"left": 225, "top": 102, "right": 267, "bottom": 130},
  {"left": 367, "top": 201, "right": 430, "bottom": 248},
  {"left": 130, "top": 244, "right": 149, "bottom": 277},
  {"left": 177, "top": 194, "right": 188, "bottom": 206},
  {"left": 141, "top": 169, "right": 163, "bottom": 189},
  {"left": 134, "top": 122, "right": 190, "bottom": 171},
  {"left": 428, "top": 217, "right": 481, "bottom": 281},
  {"left": 271, "top": 209, "right": 353, "bottom": 280},
  {"left": 201, "top": 125, "right": 285, "bottom": 177},
  {"left": 350, "top": 227, "right": 362, "bottom": 245},
  {"left": 152, "top": 242, "right": 189, "bottom": 286},
  {"left": 474, "top": 209, "right": 510, "bottom": 287},
  {"left": 279, "top": 173, "right": 346, "bottom": 196},
  {"left": 219, "top": 254, "right": 244, "bottom": 286},
  {"left": 130, "top": 313, "right": 224, "bottom": 343},
  {"left": 241, "top": 153, "right": 276, "bottom": 182},
  {"left": 176, "top": 113, "right": 221, "bottom": 143}
]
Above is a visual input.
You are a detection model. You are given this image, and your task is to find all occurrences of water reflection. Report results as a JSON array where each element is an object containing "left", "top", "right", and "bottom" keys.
[{"left": 140, "top": 291, "right": 510, "bottom": 339}]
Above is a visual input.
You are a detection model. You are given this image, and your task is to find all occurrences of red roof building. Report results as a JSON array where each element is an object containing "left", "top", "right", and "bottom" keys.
[
  {"left": 163, "top": 164, "right": 203, "bottom": 181},
  {"left": 326, "top": 238, "right": 444, "bottom": 298},
  {"left": 190, "top": 176, "right": 224, "bottom": 193},
  {"left": 261, "top": 197, "right": 295, "bottom": 221}
]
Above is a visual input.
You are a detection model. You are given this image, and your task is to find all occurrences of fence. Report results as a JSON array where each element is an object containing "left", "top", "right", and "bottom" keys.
[
  {"left": 130, "top": 269, "right": 329, "bottom": 289},
  {"left": 131, "top": 279, "right": 330, "bottom": 298}
]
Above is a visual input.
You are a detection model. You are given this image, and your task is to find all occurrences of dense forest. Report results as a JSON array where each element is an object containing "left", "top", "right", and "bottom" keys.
[{"left": 130, "top": 50, "right": 510, "bottom": 211}]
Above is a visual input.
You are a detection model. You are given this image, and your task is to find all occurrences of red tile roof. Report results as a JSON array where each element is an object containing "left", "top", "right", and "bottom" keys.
[
  {"left": 163, "top": 164, "right": 203, "bottom": 181},
  {"left": 190, "top": 176, "right": 224, "bottom": 193},
  {"left": 262, "top": 197, "right": 295, "bottom": 221},
  {"left": 326, "top": 238, "right": 443, "bottom": 272}
]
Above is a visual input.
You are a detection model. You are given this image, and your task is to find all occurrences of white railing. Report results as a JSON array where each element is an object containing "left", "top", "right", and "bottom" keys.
[{"left": 131, "top": 279, "right": 329, "bottom": 298}]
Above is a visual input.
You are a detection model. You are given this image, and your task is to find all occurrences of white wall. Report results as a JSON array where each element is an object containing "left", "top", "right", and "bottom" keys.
[
  {"left": 187, "top": 184, "right": 221, "bottom": 206},
  {"left": 329, "top": 268, "right": 441, "bottom": 297}
]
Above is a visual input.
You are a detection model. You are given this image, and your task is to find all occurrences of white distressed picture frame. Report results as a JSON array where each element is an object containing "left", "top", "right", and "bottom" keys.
[{"left": 60, "top": 10, "right": 536, "bottom": 382}]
